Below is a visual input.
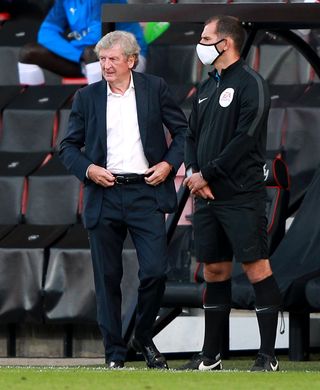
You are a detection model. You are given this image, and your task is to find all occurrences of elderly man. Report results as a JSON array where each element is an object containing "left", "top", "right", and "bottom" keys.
[{"left": 59, "top": 30, "right": 187, "bottom": 369}]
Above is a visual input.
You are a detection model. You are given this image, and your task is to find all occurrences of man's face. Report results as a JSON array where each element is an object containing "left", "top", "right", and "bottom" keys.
[
  {"left": 98, "top": 44, "right": 134, "bottom": 84},
  {"left": 201, "top": 21, "right": 227, "bottom": 51}
]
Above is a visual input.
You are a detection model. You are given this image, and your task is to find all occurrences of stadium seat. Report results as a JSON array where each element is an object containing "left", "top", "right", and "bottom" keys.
[
  {"left": 24, "top": 154, "right": 81, "bottom": 225},
  {"left": 0, "top": 151, "right": 48, "bottom": 238},
  {"left": 42, "top": 224, "right": 140, "bottom": 356},
  {"left": 145, "top": 22, "right": 202, "bottom": 105},
  {"left": 260, "top": 83, "right": 320, "bottom": 214},
  {"left": 264, "top": 157, "right": 290, "bottom": 254},
  {"left": 0, "top": 85, "right": 78, "bottom": 152},
  {"left": 305, "top": 277, "right": 320, "bottom": 312},
  {"left": 0, "top": 17, "right": 42, "bottom": 85},
  {"left": 0, "top": 86, "right": 23, "bottom": 114},
  {"left": 43, "top": 225, "right": 96, "bottom": 324},
  {"left": 43, "top": 224, "right": 139, "bottom": 323},
  {"left": 0, "top": 12, "right": 11, "bottom": 25},
  {"left": 0, "top": 153, "right": 82, "bottom": 327},
  {"left": 0, "top": 224, "right": 67, "bottom": 323},
  {"left": 283, "top": 84, "right": 320, "bottom": 212},
  {"left": 245, "top": 29, "right": 313, "bottom": 85},
  {"left": 0, "top": 225, "right": 15, "bottom": 241},
  {"left": 54, "top": 100, "right": 72, "bottom": 152},
  {"left": 269, "top": 166, "right": 320, "bottom": 360},
  {"left": 0, "top": 175, "right": 25, "bottom": 225}
]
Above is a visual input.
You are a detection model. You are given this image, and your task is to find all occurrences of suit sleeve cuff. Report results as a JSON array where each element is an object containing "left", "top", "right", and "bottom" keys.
[{"left": 86, "top": 164, "right": 94, "bottom": 179}]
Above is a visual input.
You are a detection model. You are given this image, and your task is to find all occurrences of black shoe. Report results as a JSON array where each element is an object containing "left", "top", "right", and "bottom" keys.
[
  {"left": 130, "top": 337, "right": 168, "bottom": 369},
  {"left": 178, "top": 352, "right": 222, "bottom": 371},
  {"left": 106, "top": 360, "right": 124, "bottom": 369},
  {"left": 251, "top": 353, "right": 279, "bottom": 372}
]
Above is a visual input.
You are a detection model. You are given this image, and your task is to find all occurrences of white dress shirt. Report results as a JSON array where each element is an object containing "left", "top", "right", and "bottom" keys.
[{"left": 106, "top": 74, "right": 149, "bottom": 174}]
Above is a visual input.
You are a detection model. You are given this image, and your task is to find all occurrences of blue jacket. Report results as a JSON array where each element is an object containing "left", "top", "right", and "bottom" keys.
[{"left": 38, "top": 0, "right": 147, "bottom": 63}]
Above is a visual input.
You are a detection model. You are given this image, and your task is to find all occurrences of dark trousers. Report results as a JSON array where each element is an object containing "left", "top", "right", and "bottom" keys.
[{"left": 88, "top": 183, "right": 168, "bottom": 361}]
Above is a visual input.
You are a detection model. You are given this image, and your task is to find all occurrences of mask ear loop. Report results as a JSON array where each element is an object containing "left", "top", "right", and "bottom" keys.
[
  {"left": 214, "top": 38, "right": 227, "bottom": 55},
  {"left": 198, "top": 38, "right": 226, "bottom": 48}
]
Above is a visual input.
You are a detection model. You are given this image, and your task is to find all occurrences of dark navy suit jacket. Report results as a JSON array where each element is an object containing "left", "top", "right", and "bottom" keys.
[{"left": 59, "top": 71, "right": 187, "bottom": 228}]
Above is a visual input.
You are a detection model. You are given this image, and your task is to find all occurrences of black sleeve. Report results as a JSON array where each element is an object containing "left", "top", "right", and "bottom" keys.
[{"left": 201, "top": 74, "right": 270, "bottom": 182}]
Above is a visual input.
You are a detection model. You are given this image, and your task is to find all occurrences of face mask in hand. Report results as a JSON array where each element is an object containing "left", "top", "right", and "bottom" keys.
[{"left": 196, "top": 39, "right": 225, "bottom": 65}]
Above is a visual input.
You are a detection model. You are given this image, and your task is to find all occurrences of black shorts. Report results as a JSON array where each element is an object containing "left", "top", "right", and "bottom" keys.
[{"left": 193, "top": 198, "right": 269, "bottom": 263}]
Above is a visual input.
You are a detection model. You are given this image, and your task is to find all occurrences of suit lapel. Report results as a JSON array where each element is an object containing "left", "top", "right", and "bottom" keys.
[
  {"left": 133, "top": 72, "right": 148, "bottom": 148},
  {"left": 94, "top": 79, "right": 108, "bottom": 153}
]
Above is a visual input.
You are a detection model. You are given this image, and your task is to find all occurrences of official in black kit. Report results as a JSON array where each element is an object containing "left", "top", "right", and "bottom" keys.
[{"left": 180, "top": 15, "right": 282, "bottom": 372}]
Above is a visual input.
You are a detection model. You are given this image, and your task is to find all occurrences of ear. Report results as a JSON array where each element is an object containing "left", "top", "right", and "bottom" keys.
[
  {"left": 127, "top": 55, "right": 135, "bottom": 69},
  {"left": 223, "top": 37, "right": 231, "bottom": 51}
]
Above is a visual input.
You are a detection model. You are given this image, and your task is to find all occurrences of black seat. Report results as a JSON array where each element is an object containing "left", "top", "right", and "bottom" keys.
[
  {"left": 0, "top": 153, "right": 81, "bottom": 325},
  {"left": 24, "top": 154, "right": 81, "bottom": 225},
  {"left": 0, "top": 85, "right": 79, "bottom": 152},
  {"left": 0, "top": 224, "right": 67, "bottom": 323},
  {"left": 269, "top": 166, "right": 320, "bottom": 360},
  {"left": 0, "top": 225, "right": 15, "bottom": 240},
  {"left": 0, "top": 16, "right": 42, "bottom": 85},
  {"left": 42, "top": 223, "right": 140, "bottom": 356},
  {"left": 0, "top": 86, "right": 22, "bottom": 113},
  {"left": 283, "top": 83, "right": 320, "bottom": 213},
  {"left": 264, "top": 157, "right": 290, "bottom": 255},
  {"left": 0, "top": 174, "right": 25, "bottom": 225},
  {"left": 0, "top": 151, "right": 48, "bottom": 239},
  {"left": 43, "top": 224, "right": 140, "bottom": 326},
  {"left": 305, "top": 277, "right": 320, "bottom": 312},
  {"left": 146, "top": 23, "right": 202, "bottom": 105}
]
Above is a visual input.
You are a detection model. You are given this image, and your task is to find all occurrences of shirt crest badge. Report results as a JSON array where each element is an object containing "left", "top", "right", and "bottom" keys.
[{"left": 219, "top": 88, "right": 234, "bottom": 107}]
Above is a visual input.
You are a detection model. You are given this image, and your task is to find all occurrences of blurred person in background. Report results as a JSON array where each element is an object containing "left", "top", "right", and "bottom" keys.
[{"left": 17, "top": 0, "right": 147, "bottom": 85}]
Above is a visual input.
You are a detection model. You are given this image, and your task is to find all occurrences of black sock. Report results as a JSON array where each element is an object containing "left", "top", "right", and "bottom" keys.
[
  {"left": 202, "top": 279, "right": 231, "bottom": 359},
  {"left": 252, "top": 275, "right": 282, "bottom": 356}
]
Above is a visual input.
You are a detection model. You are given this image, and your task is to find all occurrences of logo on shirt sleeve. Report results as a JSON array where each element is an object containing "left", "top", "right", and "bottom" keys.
[{"left": 219, "top": 88, "right": 235, "bottom": 107}]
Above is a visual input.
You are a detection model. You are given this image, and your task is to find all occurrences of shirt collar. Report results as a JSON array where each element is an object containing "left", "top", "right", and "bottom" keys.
[
  {"left": 107, "top": 72, "right": 134, "bottom": 96},
  {"left": 208, "top": 58, "right": 244, "bottom": 81}
]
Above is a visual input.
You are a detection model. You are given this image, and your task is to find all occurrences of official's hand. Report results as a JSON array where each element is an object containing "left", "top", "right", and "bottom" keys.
[
  {"left": 193, "top": 185, "right": 215, "bottom": 200},
  {"left": 183, "top": 172, "right": 214, "bottom": 200},
  {"left": 144, "top": 161, "right": 172, "bottom": 186},
  {"left": 87, "top": 164, "right": 115, "bottom": 187}
]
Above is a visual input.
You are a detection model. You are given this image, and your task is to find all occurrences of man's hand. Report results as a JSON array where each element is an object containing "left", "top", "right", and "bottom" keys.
[
  {"left": 193, "top": 185, "right": 215, "bottom": 199},
  {"left": 183, "top": 172, "right": 214, "bottom": 200},
  {"left": 144, "top": 161, "right": 173, "bottom": 186},
  {"left": 87, "top": 164, "right": 115, "bottom": 187}
]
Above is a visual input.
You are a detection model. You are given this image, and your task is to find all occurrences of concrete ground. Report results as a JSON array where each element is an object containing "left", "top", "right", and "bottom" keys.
[{"left": 0, "top": 358, "right": 105, "bottom": 367}]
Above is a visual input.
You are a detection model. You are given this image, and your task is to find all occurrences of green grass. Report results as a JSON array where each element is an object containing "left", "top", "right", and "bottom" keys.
[
  {"left": 0, "top": 358, "right": 320, "bottom": 390},
  {"left": 1, "top": 369, "right": 320, "bottom": 390}
]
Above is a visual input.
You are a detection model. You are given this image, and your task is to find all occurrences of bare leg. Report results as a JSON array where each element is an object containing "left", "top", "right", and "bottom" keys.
[{"left": 19, "top": 42, "right": 83, "bottom": 77}]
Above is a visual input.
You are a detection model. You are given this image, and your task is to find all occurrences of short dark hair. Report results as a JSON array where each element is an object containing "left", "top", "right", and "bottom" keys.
[{"left": 205, "top": 15, "right": 246, "bottom": 53}]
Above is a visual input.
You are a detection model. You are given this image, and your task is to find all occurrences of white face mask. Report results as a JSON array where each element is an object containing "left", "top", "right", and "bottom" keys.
[{"left": 196, "top": 39, "right": 225, "bottom": 65}]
